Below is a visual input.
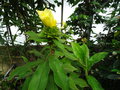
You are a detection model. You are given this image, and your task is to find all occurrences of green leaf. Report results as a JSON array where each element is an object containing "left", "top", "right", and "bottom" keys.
[
  {"left": 26, "top": 31, "right": 47, "bottom": 42},
  {"left": 114, "top": 31, "right": 120, "bottom": 37},
  {"left": 107, "top": 74, "right": 120, "bottom": 79},
  {"left": 64, "top": 45, "right": 73, "bottom": 52},
  {"left": 53, "top": 40, "right": 65, "bottom": 51},
  {"left": 55, "top": 50, "right": 64, "bottom": 57},
  {"left": 71, "top": 42, "right": 89, "bottom": 67},
  {"left": 64, "top": 50, "right": 78, "bottom": 61},
  {"left": 21, "top": 56, "right": 28, "bottom": 63},
  {"left": 86, "top": 75, "right": 104, "bottom": 90},
  {"left": 26, "top": 31, "right": 39, "bottom": 41},
  {"left": 28, "top": 61, "right": 50, "bottom": 90},
  {"left": 46, "top": 74, "right": 58, "bottom": 90},
  {"left": 54, "top": 40, "right": 77, "bottom": 60},
  {"left": 70, "top": 73, "right": 79, "bottom": 78},
  {"left": 21, "top": 2, "right": 30, "bottom": 10},
  {"left": 69, "top": 77, "right": 79, "bottom": 90},
  {"left": 70, "top": 73, "right": 88, "bottom": 88},
  {"left": 22, "top": 77, "right": 31, "bottom": 90},
  {"left": 8, "top": 61, "right": 40, "bottom": 80},
  {"left": 75, "top": 78, "right": 88, "bottom": 88},
  {"left": 88, "top": 52, "right": 108, "bottom": 70},
  {"left": 49, "top": 56, "right": 69, "bottom": 90},
  {"left": 55, "top": 50, "right": 77, "bottom": 61},
  {"left": 81, "top": 44, "right": 89, "bottom": 62},
  {"left": 29, "top": 49, "right": 42, "bottom": 57},
  {"left": 111, "top": 69, "right": 120, "bottom": 74},
  {"left": 63, "top": 63, "right": 77, "bottom": 73},
  {"left": 91, "top": 1, "right": 100, "bottom": 5},
  {"left": 115, "top": 27, "right": 120, "bottom": 31},
  {"left": 72, "top": 0, "right": 80, "bottom": 6}
]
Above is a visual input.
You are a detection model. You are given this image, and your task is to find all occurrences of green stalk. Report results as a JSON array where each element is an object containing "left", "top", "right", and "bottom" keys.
[
  {"left": 85, "top": 58, "right": 88, "bottom": 76},
  {"left": 85, "top": 68, "right": 88, "bottom": 76}
]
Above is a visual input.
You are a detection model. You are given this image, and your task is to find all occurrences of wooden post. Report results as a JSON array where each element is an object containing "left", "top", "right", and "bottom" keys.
[{"left": 61, "top": 0, "right": 64, "bottom": 27}]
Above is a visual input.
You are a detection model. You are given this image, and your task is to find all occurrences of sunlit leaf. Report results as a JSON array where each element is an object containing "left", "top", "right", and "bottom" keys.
[
  {"left": 75, "top": 78, "right": 88, "bottom": 88},
  {"left": 29, "top": 49, "right": 42, "bottom": 57},
  {"left": 69, "top": 77, "right": 79, "bottom": 90},
  {"left": 70, "top": 73, "right": 88, "bottom": 88},
  {"left": 71, "top": 42, "right": 89, "bottom": 67},
  {"left": 22, "top": 77, "right": 31, "bottom": 90},
  {"left": 53, "top": 40, "right": 65, "bottom": 51},
  {"left": 28, "top": 61, "right": 50, "bottom": 90},
  {"left": 8, "top": 61, "right": 40, "bottom": 80},
  {"left": 88, "top": 52, "right": 108, "bottom": 70},
  {"left": 26, "top": 31, "right": 48, "bottom": 42},
  {"left": 21, "top": 56, "right": 28, "bottom": 63},
  {"left": 46, "top": 74, "right": 58, "bottom": 90},
  {"left": 86, "top": 75, "right": 104, "bottom": 90},
  {"left": 49, "top": 55, "right": 69, "bottom": 90},
  {"left": 63, "top": 63, "right": 77, "bottom": 73},
  {"left": 54, "top": 40, "right": 77, "bottom": 60}
]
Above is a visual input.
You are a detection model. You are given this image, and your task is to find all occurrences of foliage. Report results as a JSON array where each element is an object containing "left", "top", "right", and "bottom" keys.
[
  {"left": 0, "top": 0, "right": 120, "bottom": 90},
  {"left": 0, "top": 73, "right": 22, "bottom": 90},
  {"left": 66, "top": 0, "right": 120, "bottom": 89},
  {"left": 7, "top": 9, "right": 108, "bottom": 90},
  {"left": 67, "top": 0, "right": 120, "bottom": 40},
  {"left": 0, "top": 0, "right": 55, "bottom": 45}
]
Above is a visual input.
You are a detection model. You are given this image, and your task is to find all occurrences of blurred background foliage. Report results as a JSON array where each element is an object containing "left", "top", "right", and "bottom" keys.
[
  {"left": 66, "top": 0, "right": 120, "bottom": 89},
  {"left": 0, "top": 0, "right": 120, "bottom": 90},
  {"left": 0, "top": 0, "right": 57, "bottom": 46}
]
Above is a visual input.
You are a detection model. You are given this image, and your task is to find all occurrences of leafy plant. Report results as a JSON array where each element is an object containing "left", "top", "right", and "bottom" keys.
[{"left": 7, "top": 8, "right": 108, "bottom": 90}]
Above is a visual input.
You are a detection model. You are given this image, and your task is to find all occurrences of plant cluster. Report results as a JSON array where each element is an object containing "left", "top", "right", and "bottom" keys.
[
  {"left": 7, "top": 8, "right": 108, "bottom": 90},
  {"left": 0, "top": 0, "right": 120, "bottom": 90}
]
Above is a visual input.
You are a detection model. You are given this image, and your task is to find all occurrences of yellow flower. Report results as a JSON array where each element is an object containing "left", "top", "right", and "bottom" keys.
[
  {"left": 36, "top": 8, "right": 57, "bottom": 27},
  {"left": 81, "top": 38, "right": 87, "bottom": 43}
]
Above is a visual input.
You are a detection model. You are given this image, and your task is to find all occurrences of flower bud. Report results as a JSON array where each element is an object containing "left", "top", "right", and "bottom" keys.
[{"left": 36, "top": 8, "right": 57, "bottom": 27}]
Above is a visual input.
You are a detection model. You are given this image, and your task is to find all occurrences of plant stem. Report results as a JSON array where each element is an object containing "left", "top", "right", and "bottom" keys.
[
  {"left": 85, "top": 68, "right": 88, "bottom": 76},
  {"left": 6, "top": 24, "right": 14, "bottom": 46},
  {"left": 61, "top": 0, "right": 64, "bottom": 27}
]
